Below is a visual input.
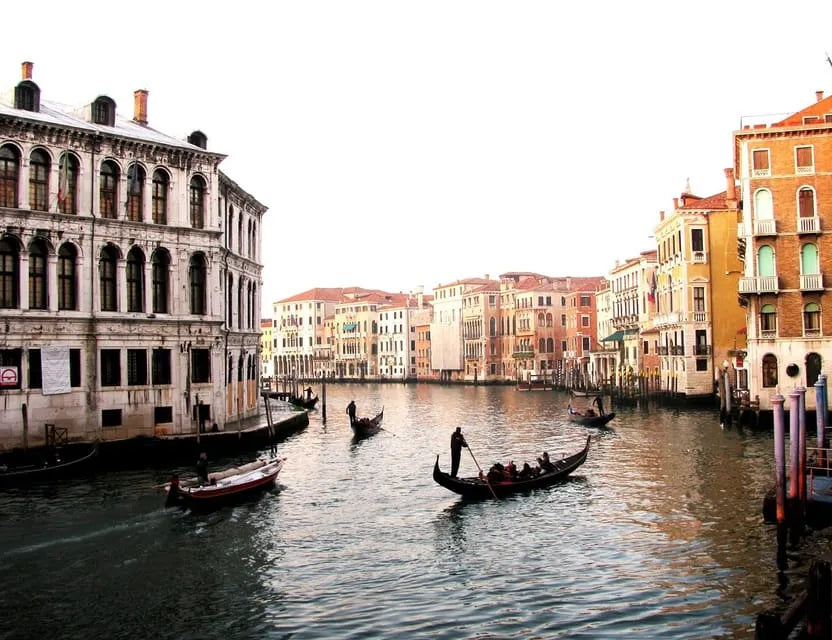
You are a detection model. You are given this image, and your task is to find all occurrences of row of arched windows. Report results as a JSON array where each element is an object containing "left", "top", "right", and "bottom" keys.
[
  {"left": 0, "top": 143, "right": 207, "bottom": 228},
  {"left": 759, "top": 302, "right": 821, "bottom": 336},
  {"left": 755, "top": 243, "right": 821, "bottom": 277},
  {"left": 0, "top": 236, "right": 207, "bottom": 315},
  {"left": 226, "top": 204, "right": 258, "bottom": 260},
  {"left": 761, "top": 353, "right": 823, "bottom": 388},
  {"left": 754, "top": 187, "right": 819, "bottom": 220}
]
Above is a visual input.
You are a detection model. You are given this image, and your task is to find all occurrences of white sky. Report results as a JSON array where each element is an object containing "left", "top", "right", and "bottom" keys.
[{"left": 6, "top": 1, "right": 832, "bottom": 312}]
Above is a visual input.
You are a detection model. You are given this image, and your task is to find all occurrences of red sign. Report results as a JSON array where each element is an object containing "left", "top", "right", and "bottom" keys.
[
  {"left": 736, "top": 357, "right": 744, "bottom": 367},
  {"left": 0, "top": 366, "right": 19, "bottom": 386}
]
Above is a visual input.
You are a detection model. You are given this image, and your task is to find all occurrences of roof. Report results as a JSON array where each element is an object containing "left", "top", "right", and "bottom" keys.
[
  {"left": 601, "top": 328, "right": 639, "bottom": 342},
  {"left": 677, "top": 190, "right": 729, "bottom": 211}
]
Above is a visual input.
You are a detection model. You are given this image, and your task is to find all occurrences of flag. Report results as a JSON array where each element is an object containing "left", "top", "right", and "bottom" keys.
[
  {"left": 57, "top": 151, "right": 69, "bottom": 208},
  {"left": 647, "top": 271, "right": 657, "bottom": 303}
]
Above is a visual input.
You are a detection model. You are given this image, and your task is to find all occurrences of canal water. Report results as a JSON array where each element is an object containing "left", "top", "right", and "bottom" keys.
[{"left": 0, "top": 384, "right": 825, "bottom": 639}]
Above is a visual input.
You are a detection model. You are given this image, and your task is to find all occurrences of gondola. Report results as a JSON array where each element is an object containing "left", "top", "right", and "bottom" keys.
[
  {"left": 567, "top": 405, "right": 616, "bottom": 428},
  {"left": 165, "top": 456, "right": 285, "bottom": 512},
  {"left": 350, "top": 408, "right": 384, "bottom": 438},
  {"left": 0, "top": 441, "right": 99, "bottom": 486},
  {"left": 433, "top": 435, "right": 591, "bottom": 499},
  {"left": 289, "top": 394, "right": 319, "bottom": 410}
]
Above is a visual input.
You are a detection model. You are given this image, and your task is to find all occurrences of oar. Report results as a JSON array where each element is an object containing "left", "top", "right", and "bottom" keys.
[{"left": 467, "top": 446, "right": 499, "bottom": 500}]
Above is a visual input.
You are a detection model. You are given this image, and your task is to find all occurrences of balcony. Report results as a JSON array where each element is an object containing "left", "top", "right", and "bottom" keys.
[
  {"left": 752, "top": 168, "right": 771, "bottom": 178},
  {"left": 796, "top": 164, "right": 815, "bottom": 175},
  {"left": 512, "top": 348, "right": 534, "bottom": 359},
  {"left": 671, "top": 345, "right": 685, "bottom": 356},
  {"left": 798, "top": 216, "right": 821, "bottom": 234},
  {"left": 739, "top": 276, "right": 779, "bottom": 294},
  {"left": 692, "top": 251, "right": 707, "bottom": 264},
  {"left": 694, "top": 344, "right": 711, "bottom": 356},
  {"left": 654, "top": 312, "right": 681, "bottom": 327},
  {"left": 656, "top": 346, "right": 668, "bottom": 356},
  {"left": 691, "top": 311, "right": 709, "bottom": 323},
  {"left": 754, "top": 219, "right": 777, "bottom": 236},
  {"left": 800, "top": 273, "right": 824, "bottom": 291}
]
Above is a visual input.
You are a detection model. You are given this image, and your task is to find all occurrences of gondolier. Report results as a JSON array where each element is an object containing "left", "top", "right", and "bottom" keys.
[
  {"left": 346, "top": 400, "right": 357, "bottom": 425},
  {"left": 450, "top": 427, "right": 468, "bottom": 478}
]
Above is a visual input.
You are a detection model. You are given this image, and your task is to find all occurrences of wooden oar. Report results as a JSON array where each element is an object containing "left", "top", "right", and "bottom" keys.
[{"left": 467, "top": 446, "right": 499, "bottom": 500}]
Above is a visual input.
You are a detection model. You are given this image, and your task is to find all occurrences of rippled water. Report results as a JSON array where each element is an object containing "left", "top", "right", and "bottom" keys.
[{"left": 0, "top": 384, "right": 823, "bottom": 639}]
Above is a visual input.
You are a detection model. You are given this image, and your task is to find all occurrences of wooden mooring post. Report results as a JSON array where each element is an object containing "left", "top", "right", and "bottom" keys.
[
  {"left": 322, "top": 376, "right": 327, "bottom": 424},
  {"left": 773, "top": 393, "right": 788, "bottom": 568},
  {"left": 818, "top": 378, "right": 829, "bottom": 471},
  {"left": 755, "top": 557, "right": 832, "bottom": 639}
]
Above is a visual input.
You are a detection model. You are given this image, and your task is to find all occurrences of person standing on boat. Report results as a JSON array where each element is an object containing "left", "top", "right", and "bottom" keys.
[
  {"left": 450, "top": 427, "right": 468, "bottom": 477},
  {"left": 346, "top": 400, "right": 357, "bottom": 425},
  {"left": 196, "top": 451, "right": 209, "bottom": 486}
]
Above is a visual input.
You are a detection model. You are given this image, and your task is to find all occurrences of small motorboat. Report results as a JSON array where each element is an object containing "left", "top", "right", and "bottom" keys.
[{"left": 165, "top": 456, "right": 285, "bottom": 511}]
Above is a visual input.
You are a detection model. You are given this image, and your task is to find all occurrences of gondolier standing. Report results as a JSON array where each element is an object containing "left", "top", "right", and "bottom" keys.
[
  {"left": 346, "top": 400, "right": 357, "bottom": 425},
  {"left": 450, "top": 427, "right": 468, "bottom": 478}
]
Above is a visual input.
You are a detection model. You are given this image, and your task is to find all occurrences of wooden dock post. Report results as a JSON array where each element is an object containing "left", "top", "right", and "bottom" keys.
[
  {"left": 807, "top": 558, "right": 832, "bottom": 639},
  {"left": 773, "top": 393, "right": 788, "bottom": 568},
  {"left": 322, "top": 376, "right": 327, "bottom": 424},
  {"left": 816, "top": 378, "right": 827, "bottom": 471},
  {"left": 21, "top": 403, "right": 28, "bottom": 450},
  {"left": 799, "top": 387, "right": 808, "bottom": 511}
]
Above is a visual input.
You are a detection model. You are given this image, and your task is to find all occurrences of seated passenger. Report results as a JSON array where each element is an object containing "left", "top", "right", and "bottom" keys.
[
  {"left": 487, "top": 463, "right": 505, "bottom": 482},
  {"left": 518, "top": 462, "right": 533, "bottom": 479},
  {"left": 505, "top": 460, "right": 518, "bottom": 480},
  {"left": 538, "top": 451, "right": 555, "bottom": 472}
]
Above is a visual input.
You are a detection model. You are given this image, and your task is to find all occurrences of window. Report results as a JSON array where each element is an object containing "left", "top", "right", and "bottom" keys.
[
  {"left": 14, "top": 81, "right": 39, "bottom": 111},
  {"left": 154, "top": 407, "right": 173, "bottom": 424},
  {"left": 58, "top": 153, "right": 79, "bottom": 214},
  {"left": 28, "top": 149, "right": 50, "bottom": 212},
  {"left": 99, "top": 160, "right": 119, "bottom": 219},
  {"left": 696, "top": 359, "right": 708, "bottom": 372},
  {"left": 760, "top": 303, "right": 777, "bottom": 336},
  {"left": 70, "top": 348, "right": 81, "bottom": 387},
  {"left": 693, "top": 287, "right": 705, "bottom": 312},
  {"left": 806, "top": 352, "right": 822, "bottom": 387},
  {"left": 192, "top": 348, "right": 211, "bottom": 383},
  {"left": 152, "top": 348, "right": 172, "bottom": 385},
  {"left": 804, "top": 302, "right": 821, "bottom": 336},
  {"left": 581, "top": 315, "right": 590, "bottom": 327},
  {"left": 762, "top": 354, "right": 778, "bottom": 388},
  {"left": 796, "top": 146, "right": 814, "bottom": 173},
  {"left": 99, "top": 246, "right": 118, "bottom": 311},
  {"left": 752, "top": 149, "right": 770, "bottom": 176},
  {"left": 0, "top": 238, "right": 19, "bottom": 308},
  {"left": 93, "top": 97, "right": 115, "bottom": 126},
  {"left": 801, "top": 243, "right": 819, "bottom": 275},
  {"left": 691, "top": 228, "right": 704, "bottom": 252},
  {"left": 582, "top": 337, "right": 590, "bottom": 351},
  {"left": 100, "top": 349, "right": 120, "bottom": 386},
  {"left": 0, "top": 145, "right": 20, "bottom": 208},
  {"left": 643, "top": 340, "right": 649, "bottom": 355},
  {"left": 798, "top": 187, "right": 816, "bottom": 219},
  {"left": 28, "top": 349, "right": 42, "bottom": 389},
  {"left": 126, "top": 164, "right": 145, "bottom": 222},
  {"left": 580, "top": 296, "right": 590, "bottom": 306},
  {"left": 152, "top": 170, "right": 169, "bottom": 224},
  {"left": 57, "top": 244, "right": 77, "bottom": 310},
  {"left": 126, "top": 247, "right": 145, "bottom": 312},
  {"left": 28, "top": 240, "right": 47, "bottom": 309},
  {"left": 127, "top": 349, "right": 147, "bottom": 385},
  {"left": 189, "top": 253, "right": 207, "bottom": 315},
  {"left": 190, "top": 175, "right": 206, "bottom": 229},
  {"left": 151, "top": 249, "right": 170, "bottom": 314},
  {"left": 758, "top": 245, "right": 776, "bottom": 277},
  {"left": 102, "top": 409, "right": 122, "bottom": 427},
  {"left": 754, "top": 188, "right": 773, "bottom": 220}
]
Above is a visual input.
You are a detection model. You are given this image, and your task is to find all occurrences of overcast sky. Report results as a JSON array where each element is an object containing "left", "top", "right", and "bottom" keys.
[{"left": 6, "top": 1, "right": 832, "bottom": 311}]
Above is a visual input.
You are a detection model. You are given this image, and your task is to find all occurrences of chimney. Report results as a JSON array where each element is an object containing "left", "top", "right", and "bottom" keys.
[
  {"left": 724, "top": 167, "right": 737, "bottom": 208},
  {"left": 659, "top": 210, "right": 665, "bottom": 221},
  {"left": 133, "top": 89, "right": 148, "bottom": 125},
  {"left": 817, "top": 90, "right": 825, "bottom": 102},
  {"left": 673, "top": 197, "right": 679, "bottom": 209},
  {"left": 21, "top": 61, "right": 33, "bottom": 80}
]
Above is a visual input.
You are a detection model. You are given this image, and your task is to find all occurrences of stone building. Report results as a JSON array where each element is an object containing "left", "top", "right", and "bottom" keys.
[{"left": 0, "top": 62, "right": 265, "bottom": 448}]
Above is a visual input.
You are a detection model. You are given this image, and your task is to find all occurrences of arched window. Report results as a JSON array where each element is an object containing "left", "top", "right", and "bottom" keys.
[
  {"left": 28, "top": 239, "right": 48, "bottom": 309},
  {"left": 801, "top": 243, "right": 819, "bottom": 275},
  {"left": 762, "top": 354, "right": 778, "bottom": 388},
  {"left": 489, "top": 317, "right": 496, "bottom": 337},
  {"left": 100, "top": 160, "right": 119, "bottom": 219},
  {"left": 189, "top": 175, "right": 206, "bottom": 229},
  {"left": 0, "top": 238, "right": 19, "bottom": 308},
  {"left": 126, "top": 164, "right": 145, "bottom": 222},
  {"left": 126, "top": 247, "right": 145, "bottom": 312},
  {"left": 92, "top": 96, "right": 116, "bottom": 126},
  {"left": 28, "top": 149, "right": 50, "bottom": 212},
  {"left": 226, "top": 272, "right": 233, "bottom": 327},
  {"left": 760, "top": 303, "right": 777, "bottom": 336},
  {"left": 151, "top": 249, "right": 170, "bottom": 314},
  {"left": 237, "top": 216, "right": 243, "bottom": 253},
  {"left": 0, "top": 145, "right": 20, "bottom": 208},
  {"left": 754, "top": 188, "right": 773, "bottom": 219},
  {"left": 189, "top": 253, "right": 207, "bottom": 315},
  {"left": 57, "top": 243, "right": 77, "bottom": 310},
  {"left": 58, "top": 153, "right": 79, "bottom": 214},
  {"left": 99, "top": 245, "right": 119, "bottom": 311},
  {"left": 151, "top": 169, "right": 168, "bottom": 225},
  {"left": 806, "top": 352, "right": 822, "bottom": 387},
  {"left": 538, "top": 338, "right": 545, "bottom": 353},
  {"left": 547, "top": 337, "right": 554, "bottom": 353},
  {"left": 758, "top": 245, "right": 775, "bottom": 277},
  {"left": 798, "top": 187, "right": 816, "bottom": 219},
  {"left": 251, "top": 221, "right": 257, "bottom": 260},
  {"left": 237, "top": 279, "right": 244, "bottom": 329},
  {"left": 804, "top": 302, "right": 821, "bottom": 336},
  {"left": 247, "top": 219, "right": 253, "bottom": 257}
]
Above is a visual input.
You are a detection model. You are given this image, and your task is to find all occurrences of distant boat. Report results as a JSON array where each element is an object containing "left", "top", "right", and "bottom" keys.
[
  {"left": 433, "top": 436, "right": 591, "bottom": 499},
  {"left": 351, "top": 408, "right": 384, "bottom": 438},
  {"left": 165, "top": 456, "right": 285, "bottom": 512},
  {"left": 567, "top": 405, "right": 616, "bottom": 428},
  {"left": 0, "top": 441, "right": 99, "bottom": 486},
  {"left": 517, "top": 373, "right": 553, "bottom": 391},
  {"left": 289, "top": 393, "right": 319, "bottom": 410}
]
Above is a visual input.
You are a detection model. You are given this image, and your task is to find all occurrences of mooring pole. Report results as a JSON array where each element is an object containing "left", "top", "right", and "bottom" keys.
[
  {"left": 790, "top": 390, "right": 800, "bottom": 507},
  {"left": 798, "top": 386, "right": 807, "bottom": 511},
  {"left": 773, "top": 393, "right": 788, "bottom": 568},
  {"left": 816, "top": 378, "right": 827, "bottom": 472},
  {"left": 724, "top": 367, "right": 733, "bottom": 425},
  {"left": 322, "top": 374, "right": 327, "bottom": 424}
]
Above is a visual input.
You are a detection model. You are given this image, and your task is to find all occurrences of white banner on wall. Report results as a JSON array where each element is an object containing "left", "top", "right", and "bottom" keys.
[{"left": 41, "top": 346, "right": 71, "bottom": 395}]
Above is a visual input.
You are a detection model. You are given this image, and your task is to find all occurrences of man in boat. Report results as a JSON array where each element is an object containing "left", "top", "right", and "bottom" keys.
[
  {"left": 305, "top": 387, "right": 314, "bottom": 401},
  {"left": 196, "top": 451, "right": 209, "bottom": 486},
  {"left": 346, "top": 400, "right": 357, "bottom": 425},
  {"left": 450, "top": 427, "right": 468, "bottom": 477},
  {"left": 538, "top": 451, "right": 555, "bottom": 472},
  {"left": 593, "top": 396, "right": 605, "bottom": 416}
]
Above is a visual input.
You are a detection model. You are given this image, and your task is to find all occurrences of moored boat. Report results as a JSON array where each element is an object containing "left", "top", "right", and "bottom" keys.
[
  {"left": 165, "top": 456, "right": 285, "bottom": 511},
  {"left": 433, "top": 435, "right": 591, "bottom": 499},
  {"left": 351, "top": 408, "right": 384, "bottom": 438},
  {"left": 0, "top": 441, "right": 99, "bottom": 486},
  {"left": 567, "top": 406, "right": 616, "bottom": 427}
]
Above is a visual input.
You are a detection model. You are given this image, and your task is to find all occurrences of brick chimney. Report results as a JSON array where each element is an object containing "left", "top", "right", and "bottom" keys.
[
  {"left": 817, "top": 90, "right": 825, "bottom": 102},
  {"left": 133, "top": 89, "right": 148, "bottom": 125},
  {"left": 724, "top": 167, "right": 737, "bottom": 208},
  {"left": 21, "top": 61, "right": 33, "bottom": 80},
  {"left": 673, "top": 197, "right": 680, "bottom": 209},
  {"left": 659, "top": 210, "right": 665, "bottom": 221}
]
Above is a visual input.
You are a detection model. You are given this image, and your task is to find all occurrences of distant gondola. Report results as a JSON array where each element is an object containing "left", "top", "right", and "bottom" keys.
[
  {"left": 351, "top": 408, "right": 384, "bottom": 438},
  {"left": 0, "top": 441, "right": 99, "bottom": 486},
  {"left": 433, "top": 435, "right": 591, "bottom": 499},
  {"left": 567, "top": 407, "right": 616, "bottom": 428},
  {"left": 289, "top": 394, "right": 319, "bottom": 410}
]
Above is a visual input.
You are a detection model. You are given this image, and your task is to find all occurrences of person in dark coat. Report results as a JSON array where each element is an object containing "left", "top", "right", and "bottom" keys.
[
  {"left": 450, "top": 427, "right": 468, "bottom": 477},
  {"left": 196, "top": 451, "right": 209, "bottom": 486},
  {"left": 346, "top": 400, "right": 357, "bottom": 425}
]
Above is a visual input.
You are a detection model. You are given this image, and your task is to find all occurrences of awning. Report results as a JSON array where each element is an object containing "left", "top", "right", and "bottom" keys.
[
  {"left": 343, "top": 322, "right": 357, "bottom": 331},
  {"left": 601, "top": 330, "right": 625, "bottom": 342}
]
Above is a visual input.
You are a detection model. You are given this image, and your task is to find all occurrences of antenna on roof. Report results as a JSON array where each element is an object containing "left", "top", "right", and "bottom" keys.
[{"left": 826, "top": 51, "right": 832, "bottom": 71}]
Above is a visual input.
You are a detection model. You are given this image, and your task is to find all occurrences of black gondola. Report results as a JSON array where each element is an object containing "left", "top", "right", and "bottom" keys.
[
  {"left": 433, "top": 435, "right": 590, "bottom": 499},
  {"left": 350, "top": 408, "right": 384, "bottom": 438},
  {"left": 289, "top": 394, "right": 319, "bottom": 410},
  {"left": 0, "top": 441, "right": 99, "bottom": 486},
  {"left": 567, "top": 407, "right": 616, "bottom": 427}
]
